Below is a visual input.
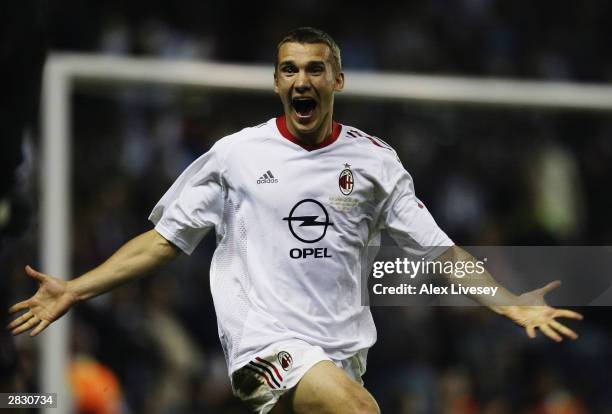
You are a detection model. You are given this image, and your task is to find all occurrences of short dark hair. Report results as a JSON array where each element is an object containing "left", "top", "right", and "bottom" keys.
[{"left": 275, "top": 27, "right": 342, "bottom": 74}]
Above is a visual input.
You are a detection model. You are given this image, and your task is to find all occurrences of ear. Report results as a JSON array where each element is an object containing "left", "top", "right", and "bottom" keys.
[
  {"left": 334, "top": 71, "right": 345, "bottom": 92},
  {"left": 273, "top": 72, "right": 279, "bottom": 95}
]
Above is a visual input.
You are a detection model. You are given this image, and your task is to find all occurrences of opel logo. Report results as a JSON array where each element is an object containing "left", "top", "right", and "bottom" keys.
[{"left": 282, "top": 199, "right": 334, "bottom": 243}]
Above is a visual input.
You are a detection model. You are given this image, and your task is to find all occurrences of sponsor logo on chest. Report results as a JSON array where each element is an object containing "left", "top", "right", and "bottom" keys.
[
  {"left": 279, "top": 163, "right": 359, "bottom": 259},
  {"left": 283, "top": 198, "right": 334, "bottom": 259}
]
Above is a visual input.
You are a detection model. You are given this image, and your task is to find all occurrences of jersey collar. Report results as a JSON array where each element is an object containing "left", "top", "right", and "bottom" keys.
[{"left": 275, "top": 115, "right": 342, "bottom": 151}]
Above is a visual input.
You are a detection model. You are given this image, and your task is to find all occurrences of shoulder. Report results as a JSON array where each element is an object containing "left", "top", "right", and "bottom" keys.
[
  {"left": 209, "top": 118, "right": 276, "bottom": 159},
  {"left": 340, "top": 123, "right": 401, "bottom": 165}
]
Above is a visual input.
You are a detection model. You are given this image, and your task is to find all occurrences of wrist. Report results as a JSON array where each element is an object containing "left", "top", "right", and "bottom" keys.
[
  {"left": 65, "top": 280, "right": 83, "bottom": 303},
  {"left": 490, "top": 305, "right": 519, "bottom": 317}
]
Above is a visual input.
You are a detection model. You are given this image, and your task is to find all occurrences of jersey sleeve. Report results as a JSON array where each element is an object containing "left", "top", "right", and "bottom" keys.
[
  {"left": 148, "top": 143, "right": 225, "bottom": 255},
  {"left": 379, "top": 153, "right": 454, "bottom": 259}
]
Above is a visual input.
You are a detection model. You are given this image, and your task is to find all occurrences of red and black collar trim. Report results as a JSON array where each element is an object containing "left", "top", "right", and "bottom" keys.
[{"left": 275, "top": 115, "right": 342, "bottom": 151}]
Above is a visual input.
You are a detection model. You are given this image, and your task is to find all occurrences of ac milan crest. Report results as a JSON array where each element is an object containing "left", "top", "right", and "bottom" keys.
[
  {"left": 339, "top": 164, "right": 354, "bottom": 195},
  {"left": 277, "top": 351, "right": 293, "bottom": 371}
]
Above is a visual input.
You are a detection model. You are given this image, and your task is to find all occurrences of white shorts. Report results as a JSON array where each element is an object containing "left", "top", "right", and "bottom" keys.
[{"left": 230, "top": 339, "right": 368, "bottom": 414}]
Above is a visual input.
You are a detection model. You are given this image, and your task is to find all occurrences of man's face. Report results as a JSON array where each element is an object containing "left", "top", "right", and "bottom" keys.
[{"left": 274, "top": 42, "right": 344, "bottom": 141}]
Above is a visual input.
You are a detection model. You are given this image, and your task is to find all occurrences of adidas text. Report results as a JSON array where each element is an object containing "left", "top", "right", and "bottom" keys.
[
  {"left": 257, "top": 170, "right": 278, "bottom": 184},
  {"left": 257, "top": 178, "right": 279, "bottom": 184}
]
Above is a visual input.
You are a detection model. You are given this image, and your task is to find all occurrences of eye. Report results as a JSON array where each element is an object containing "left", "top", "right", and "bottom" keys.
[
  {"left": 310, "top": 65, "right": 324, "bottom": 74},
  {"left": 281, "top": 65, "right": 297, "bottom": 74}
]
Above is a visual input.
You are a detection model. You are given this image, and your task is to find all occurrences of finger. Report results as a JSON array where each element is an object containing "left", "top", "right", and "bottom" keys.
[
  {"left": 8, "top": 300, "right": 30, "bottom": 315},
  {"left": 30, "top": 320, "right": 50, "bottom": 337},
  {"left": 540, "top": 324, "right": 562, "bottom": 342},
  {"left": 25, "top": 265, "right": 46, "bottom": 283},
  {"left": 550, "top": 320, "right": 578, "bottom": 340},
  {"left": 526, "top": 326, "right": 536, "bottom": 339},
  {"left": 538, "top": 280, "right": 562, "bottom": 295},
  {"left": 7, "top": 311, "right": 33, "bottom": 330},
  {"left": 11, "top": 317, "right": 39, "bottom": 336},
  {"left": 554, "top": 309, "right": 583, "bottom": 320}
]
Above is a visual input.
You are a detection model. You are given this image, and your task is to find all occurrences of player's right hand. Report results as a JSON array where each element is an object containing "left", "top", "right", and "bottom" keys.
[{"left": 7, "top": 265, "right": 77, "bottom": 337}]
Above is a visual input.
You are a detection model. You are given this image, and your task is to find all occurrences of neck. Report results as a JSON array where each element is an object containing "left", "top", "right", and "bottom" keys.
[
  {"left": 277, "top": 115, "right": 341, "bottom": 151},
  {"left": 286, "top": 111, "right": 334, "bottom": 146}
]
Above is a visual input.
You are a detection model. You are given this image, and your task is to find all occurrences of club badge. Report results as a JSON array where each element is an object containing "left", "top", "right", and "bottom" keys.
[
  {"left": 339, "top": 163, "right": 354, "bottom": 195},
  {"left": 277, "top": 351, "right": 293, "bottom": 371}
]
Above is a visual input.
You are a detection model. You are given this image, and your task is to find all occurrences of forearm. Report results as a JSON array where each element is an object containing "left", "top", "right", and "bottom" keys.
[
  {"left": 68, "top": 229, "right": 180, "bottom": 301},
  {"left": 437, "top": 245, "right": 518, "bottom": 314}
]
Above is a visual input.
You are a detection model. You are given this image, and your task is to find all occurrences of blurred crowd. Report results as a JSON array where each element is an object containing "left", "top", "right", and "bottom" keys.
[
  {"left": 48, "top": 0, "right": 612, "bottom": 82},
  {"left": 3, "top": 1, "right": 612, "bottom": 413}
]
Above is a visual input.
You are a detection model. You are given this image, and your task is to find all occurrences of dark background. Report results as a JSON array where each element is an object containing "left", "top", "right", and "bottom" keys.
[{"left": 2, "top": 1, "right": 611, "bottom": 413}]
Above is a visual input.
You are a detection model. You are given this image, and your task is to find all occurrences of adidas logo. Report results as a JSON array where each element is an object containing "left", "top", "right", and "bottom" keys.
[{"left": 257, "top": 170, "right": 279, "bottom": 184}]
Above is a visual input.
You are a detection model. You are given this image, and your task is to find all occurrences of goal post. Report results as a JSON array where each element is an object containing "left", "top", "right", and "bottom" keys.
[{"left": 40, "top": 52, "right": 612, "bottom": 414}]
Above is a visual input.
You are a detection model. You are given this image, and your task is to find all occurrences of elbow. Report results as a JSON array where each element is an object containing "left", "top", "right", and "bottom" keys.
[{"left": 149, "top": 229, "right": 181, "bottom": 261}]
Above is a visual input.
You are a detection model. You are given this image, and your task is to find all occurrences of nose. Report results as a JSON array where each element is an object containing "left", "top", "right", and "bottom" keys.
[{"left": 294, "top": 70, "right": 310, "bottom": 93}]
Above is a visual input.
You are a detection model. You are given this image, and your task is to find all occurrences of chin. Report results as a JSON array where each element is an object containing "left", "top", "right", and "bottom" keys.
[
  {"left": 294, "top": 120, "right": 320, "bottom": 135},
  {"left": 288, "top": 113, "right": 316, "bottom": 128}
]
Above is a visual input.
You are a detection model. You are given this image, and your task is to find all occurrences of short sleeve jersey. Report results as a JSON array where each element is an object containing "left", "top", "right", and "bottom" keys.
[{"left": 149, "top": 116, "right": 453, "bottom": 374}]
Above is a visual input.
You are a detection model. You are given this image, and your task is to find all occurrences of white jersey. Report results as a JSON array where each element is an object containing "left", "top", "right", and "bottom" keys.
[{"left": 149, "top": 117, "right": 453, "bottom": 374}]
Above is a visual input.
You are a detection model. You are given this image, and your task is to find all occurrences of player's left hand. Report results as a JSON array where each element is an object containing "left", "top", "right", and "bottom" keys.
[{"left": 502, "top": 280, "right": 583, "bottom": 342}]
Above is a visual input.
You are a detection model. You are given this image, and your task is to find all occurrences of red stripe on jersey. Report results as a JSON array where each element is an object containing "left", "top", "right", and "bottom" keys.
[
  {"left": 256, "top": 357, "right": 283, "bottom": 382},
  {"left": 367, "top": 136, "right": 384, "bottom": 148},
  {"left": 276, "top": 116, "right": 341, "bottom": 151},
  {"left": 368, "top": 137, "right": 394, "bottom": 151}
]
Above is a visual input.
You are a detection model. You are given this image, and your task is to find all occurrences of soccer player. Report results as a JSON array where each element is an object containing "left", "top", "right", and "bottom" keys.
[{"left": 8, "top": 27, "right": 582, "bottom": 414}]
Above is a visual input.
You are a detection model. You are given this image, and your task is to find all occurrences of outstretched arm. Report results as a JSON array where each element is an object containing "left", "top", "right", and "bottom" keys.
[
  {"left": 7, "top": 229, "right": 180, "bottom": 337},
  {"left": 437, "top": 245, "right": 583, "bottom": 342}
]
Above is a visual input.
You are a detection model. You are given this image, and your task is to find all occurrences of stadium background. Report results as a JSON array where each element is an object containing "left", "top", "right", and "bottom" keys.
[{"left": 2, "top": 1, "right": 611, "bottom": 413}]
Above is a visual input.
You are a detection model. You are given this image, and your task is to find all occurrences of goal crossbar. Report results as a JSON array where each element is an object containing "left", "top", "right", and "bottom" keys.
[{"left": 50, "top": 53, "right": 612, "bottom": 109}]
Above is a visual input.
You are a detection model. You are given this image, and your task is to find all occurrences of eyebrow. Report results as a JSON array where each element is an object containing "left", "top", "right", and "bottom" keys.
[{"left": 279, "top": 60, "right": 327, "bottom": 67}]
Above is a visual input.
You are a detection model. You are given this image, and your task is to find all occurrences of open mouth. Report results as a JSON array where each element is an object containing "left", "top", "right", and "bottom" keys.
[{"left": 291, "top": 97, "right": 317, "bottom": 119}]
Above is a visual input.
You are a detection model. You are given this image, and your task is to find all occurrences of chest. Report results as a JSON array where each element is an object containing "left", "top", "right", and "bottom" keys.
[{"left": 224, "top": 146, "right": 380, "bottom": 230}]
